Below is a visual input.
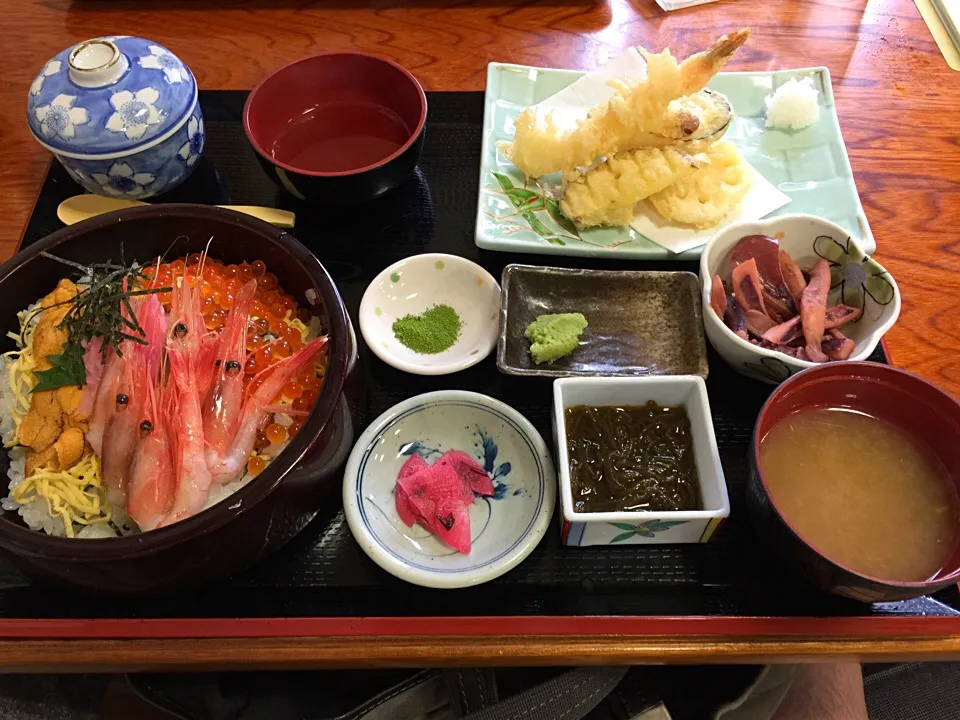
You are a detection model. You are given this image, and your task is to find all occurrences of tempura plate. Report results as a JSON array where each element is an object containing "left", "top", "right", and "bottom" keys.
[{"left": 476, "top": 64, "right": 876, "bottom": 260}]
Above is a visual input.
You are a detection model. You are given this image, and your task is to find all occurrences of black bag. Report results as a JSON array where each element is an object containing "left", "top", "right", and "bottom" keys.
[{"left": 121, "top": 665, "right": 766, "bottom": 720}]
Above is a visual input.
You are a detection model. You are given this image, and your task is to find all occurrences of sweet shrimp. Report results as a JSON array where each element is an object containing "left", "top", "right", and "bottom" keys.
[
  {"left": 203, "top": 279, "right": 258, "bottom": 475},
  {"left": 160, "top": 263, "right": 216, "bottom": 527},
  {"left": 125, "top": 362, "right": 175, "bottom": 531},
  {"left": 208, "top": 336, "right": 328, "bottom": 485},
  {"left": 99, "top": 294, "right": 168, "bottom": 508}
]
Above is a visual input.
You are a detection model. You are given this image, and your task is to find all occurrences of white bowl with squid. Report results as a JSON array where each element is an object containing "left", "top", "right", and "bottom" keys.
[{"left": 699, "top": 214, "right": 901, "bottom": 385}]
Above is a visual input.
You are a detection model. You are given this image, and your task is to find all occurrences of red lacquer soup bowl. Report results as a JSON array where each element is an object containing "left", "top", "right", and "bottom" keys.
[
  {"left": 244, "top": 52, "right": 427, "bottom": 204},
  {"left": 747, "top": 362, "right": 960, "bottom": 603},
  {"left": 0, "top": 205, "right": 364, "bottom": 594}
]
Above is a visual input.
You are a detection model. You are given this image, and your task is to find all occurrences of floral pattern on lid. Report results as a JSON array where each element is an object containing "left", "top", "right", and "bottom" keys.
[
  {"left": 34, "top": 94, "right": 90, "bottom": 141},
  {"left": 137, "top": 45, "right": 187, "bottom": 84},
  {"left": 26, "top": 36, "right": 196, "bottom": 156},
  {"left": 30, "top": 60, "right": 62, "bottom": 97},
  {"left": 105, "top": 88, "right": 163, "bottom": 140}
]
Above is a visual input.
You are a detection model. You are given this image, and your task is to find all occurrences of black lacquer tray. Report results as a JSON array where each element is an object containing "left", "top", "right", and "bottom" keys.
[{"left": 5, "top": 90, "right": 960, "bottom": 631}]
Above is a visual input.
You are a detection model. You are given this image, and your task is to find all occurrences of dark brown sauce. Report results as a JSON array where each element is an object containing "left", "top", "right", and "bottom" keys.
[
  {"left": 565, "top": 402, "right": 702, "bottom": 513},
  {"left": 270, "top": 102, "right": 410, "bottom": 173}
]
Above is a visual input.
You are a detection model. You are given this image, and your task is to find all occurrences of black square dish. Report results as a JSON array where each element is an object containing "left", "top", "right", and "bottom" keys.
[{"left": 497, "top": 265, "right": 709, "bottom": 378}]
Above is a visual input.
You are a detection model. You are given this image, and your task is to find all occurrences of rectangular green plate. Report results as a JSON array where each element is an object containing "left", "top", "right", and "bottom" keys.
[{"left": 475, "top": 63, "right": 876, "bottom": 260}]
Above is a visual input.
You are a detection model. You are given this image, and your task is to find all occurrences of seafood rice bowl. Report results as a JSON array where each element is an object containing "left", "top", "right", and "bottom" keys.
[{"left": 0, "top": 250, "right": 328, "bottom": 539}]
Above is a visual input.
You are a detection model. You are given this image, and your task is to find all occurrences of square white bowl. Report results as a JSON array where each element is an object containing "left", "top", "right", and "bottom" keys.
[{"left": 553, "top": 376, "right": 729, "bottom": 546}]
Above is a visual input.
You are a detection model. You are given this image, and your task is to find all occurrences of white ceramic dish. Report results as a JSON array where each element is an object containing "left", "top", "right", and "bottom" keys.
[
  {"left": 359, "top": 253, "right": 500, "bottom": 376},
  {"left": 343, "top": 390, "right": 556, "bottom": 589},
  {"left": 699, "top": 213, "right": 901, "bottom": 385},
  {"left": 553, "top": 376, "right": 729, "bottom": 547}
]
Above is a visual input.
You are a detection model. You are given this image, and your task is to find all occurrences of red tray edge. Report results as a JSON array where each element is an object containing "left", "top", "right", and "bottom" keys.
[{"left": 1, "top": 614, "right": 960, "bottom": 639}]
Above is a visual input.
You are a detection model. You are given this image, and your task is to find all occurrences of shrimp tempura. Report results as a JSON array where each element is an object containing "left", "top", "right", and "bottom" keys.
[{"left": 500, "top": 29, "right": 750, "bottom": 178}]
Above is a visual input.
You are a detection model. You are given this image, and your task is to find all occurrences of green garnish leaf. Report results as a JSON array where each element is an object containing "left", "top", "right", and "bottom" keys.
[
  {"left": 546, "top": 199, "right": 581, "bottom": 237},
  {"left": 492, "top": 172, "right": 516, "bottom": 192},
  {"left": 522, "top": 211, "right": 553, "bottom": 236},
  {"left": 33, "top": 348, "right": 86, "bottom": 392}
]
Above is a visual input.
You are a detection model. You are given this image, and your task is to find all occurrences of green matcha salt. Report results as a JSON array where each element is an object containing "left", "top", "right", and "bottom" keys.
[{"left": 392, "top": 304, "right": 462, "bottom": 354}]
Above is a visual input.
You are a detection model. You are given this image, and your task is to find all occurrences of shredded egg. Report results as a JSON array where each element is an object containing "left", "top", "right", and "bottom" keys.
[
  {"left": 11, "top": 452, "right": 110, "bottom": 538},
  {"left": 3, "top": 308, "right": 39, "bottom": 442}
]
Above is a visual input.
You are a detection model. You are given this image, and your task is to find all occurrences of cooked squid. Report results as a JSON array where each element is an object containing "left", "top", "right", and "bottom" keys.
[{"left": 710, "top": 236, "right": 864, "bottom": 364}]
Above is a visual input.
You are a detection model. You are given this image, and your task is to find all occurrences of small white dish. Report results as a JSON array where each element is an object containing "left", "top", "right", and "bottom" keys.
[
  {"left": 343, "top": 390, "right": 556, "bottom": 589},
  {"left": 553, "top": 376, "right": 729, "bottom": 547},
  {"left": 699, "top": 213, "right": 901, "bottom": 385},
  {"left": 359, "top": 253, "right": 500, "bottom": 375}
]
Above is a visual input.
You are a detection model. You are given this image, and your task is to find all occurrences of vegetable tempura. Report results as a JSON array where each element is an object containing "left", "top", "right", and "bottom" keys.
[{"left": 560, "top": 147, "right": 704, "bottom": 228}]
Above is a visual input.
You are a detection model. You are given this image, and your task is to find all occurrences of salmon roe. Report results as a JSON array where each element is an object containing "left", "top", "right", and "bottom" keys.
[
  {"left": 247, "top": 455, "right": 266, "bottom": 476},
  {"left": 265, "top": 423, "right": 286, "bottom": 444}
]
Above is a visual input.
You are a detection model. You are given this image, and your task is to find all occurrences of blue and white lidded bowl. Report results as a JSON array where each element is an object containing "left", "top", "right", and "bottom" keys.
[{"left": 26, "top": 36, "right": 204, "bottom": 199}]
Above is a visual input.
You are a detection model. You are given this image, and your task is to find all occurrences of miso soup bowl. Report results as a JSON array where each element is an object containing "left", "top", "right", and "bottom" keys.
[
  {"left": 243, "top": 52, "right": 427, "bottom": 205},
  {"left": 553, "top": 376, "right": 729, "bottom": 547},
  {"left": 700, "top": 214, "right": 901, "bottom": 385},
  {"left": 748, "top": 362, "right": 960, "bottom": 603}
]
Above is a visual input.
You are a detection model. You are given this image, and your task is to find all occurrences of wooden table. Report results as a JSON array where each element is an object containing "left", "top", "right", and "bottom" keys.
[{"left": 2, "top": 0, "right": 960, "bottom": 670}]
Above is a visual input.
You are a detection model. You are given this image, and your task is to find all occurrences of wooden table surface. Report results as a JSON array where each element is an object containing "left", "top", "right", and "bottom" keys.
[{"left": 3, "top": 0, "right": 960, "bottom": 669}]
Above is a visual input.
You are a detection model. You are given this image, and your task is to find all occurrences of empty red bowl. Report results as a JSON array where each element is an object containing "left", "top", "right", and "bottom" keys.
[
  {"left": 748, "top": 362, "right": 960, "bottom": 602},
  {"left": 244, "top": 52, "right": 427, "bottom": 204}
]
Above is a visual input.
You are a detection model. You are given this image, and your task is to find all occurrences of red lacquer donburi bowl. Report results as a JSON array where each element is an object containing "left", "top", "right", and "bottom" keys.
[
  {"left": 0, "top": 205, "right": 364, "bottom": 594},
  {"left": 748, "top": 362, "right": 960, "bottom": 602}
]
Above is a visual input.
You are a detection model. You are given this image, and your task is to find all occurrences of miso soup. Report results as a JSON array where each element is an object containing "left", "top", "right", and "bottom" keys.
[{"left": 759, "top": 407, "right": 960, "bottom": 583}]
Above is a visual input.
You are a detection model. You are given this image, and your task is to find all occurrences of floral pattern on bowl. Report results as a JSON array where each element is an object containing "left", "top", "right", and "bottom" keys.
[
  {"left": 608, "top": 520, "right": 688, "bottom": 543},
  {"left": 26, "top": 36, "right": 203, "bottom": 199},
  {"left": 700, "top": 214, "right": 901, "bottom": 385},
  {"left": 813, "top": 234, "right": 896, "bottom": 319},
  {"left": 342, "top": 391, "right": 556, "bottom": 589},
  {"left": 54, "top": 111, "right": 204, "bottom": 200}
]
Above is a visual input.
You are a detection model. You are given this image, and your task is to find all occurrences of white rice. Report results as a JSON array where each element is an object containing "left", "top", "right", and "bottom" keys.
[
  {"left": 764, "top": 77, "right": 820, "bottom": 130},
  {"left": 0, "top": 360, "right": 18, "bottom": 448}
]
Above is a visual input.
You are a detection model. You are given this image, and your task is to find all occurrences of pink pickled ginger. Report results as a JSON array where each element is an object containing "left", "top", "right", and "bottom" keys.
[{"left": 394, "top": 450, "right": 494, "bottom": 554}]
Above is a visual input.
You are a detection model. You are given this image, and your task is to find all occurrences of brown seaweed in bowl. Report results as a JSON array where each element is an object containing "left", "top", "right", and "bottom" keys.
[{"left": 565, "top": 401, "right": 702, "bottom": 513}]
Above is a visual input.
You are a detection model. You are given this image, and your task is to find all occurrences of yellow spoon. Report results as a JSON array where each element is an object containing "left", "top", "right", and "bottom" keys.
[{"left": 57, "top": 195, "right": 296, "bottom": 228}]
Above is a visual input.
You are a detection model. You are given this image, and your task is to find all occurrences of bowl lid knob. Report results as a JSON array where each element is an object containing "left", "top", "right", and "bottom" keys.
[{"left": 68, "top": 40, "right": 128, "bottom": 88}]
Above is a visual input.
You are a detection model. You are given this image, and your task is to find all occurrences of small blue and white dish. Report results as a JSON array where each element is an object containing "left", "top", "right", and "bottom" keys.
[
  {"left": 343, "top": 390, "right": 556, "bottom": 589},
  {"left": 26, "top": 36, "right": 204, "bottom": 199}
]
